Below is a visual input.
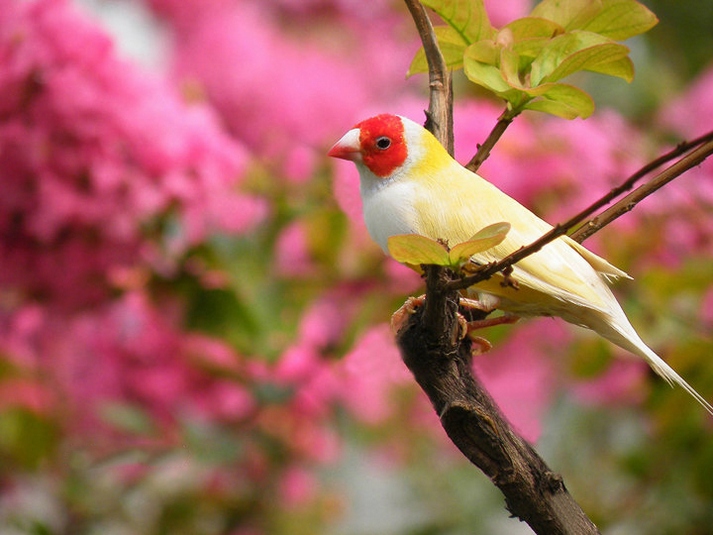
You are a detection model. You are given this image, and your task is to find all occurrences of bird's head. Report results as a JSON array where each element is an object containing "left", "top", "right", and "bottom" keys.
[{"left": 328, "top": 114, "right": 444, "bottom": 181}]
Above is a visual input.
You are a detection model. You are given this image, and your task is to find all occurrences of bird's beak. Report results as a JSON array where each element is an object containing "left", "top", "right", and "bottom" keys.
[{"left": 327, "top": 128, "right": 362, "bottom": 162}]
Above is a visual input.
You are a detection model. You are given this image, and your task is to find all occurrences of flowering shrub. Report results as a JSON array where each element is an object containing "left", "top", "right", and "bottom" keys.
[{"left": 0, "top": 0, "right": 712, "bottom": 534}]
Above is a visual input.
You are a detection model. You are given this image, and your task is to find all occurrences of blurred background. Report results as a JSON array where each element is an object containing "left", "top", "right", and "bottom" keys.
[{"left": 0, "top": 0, "right": 712, "bottom": 533}]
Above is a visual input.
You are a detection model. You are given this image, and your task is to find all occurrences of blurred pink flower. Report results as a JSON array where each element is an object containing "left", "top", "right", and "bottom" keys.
[
  {"left": 0, "top": 0, "right": 266, "bottom": 308},
  {"left": 151, "top": 0, "right": 417, "bottom": 176},
  {"left": 275, "top": 221, "right": 317, "bottom": 278},
  {"left": 339, "top": 324, "right": 412, "bottom": 424},
  {"left": 652, "top": 63, "right": 713, "bottom": 261},
  {"left": 278, "top": 465, "right": 319, "bottom": 508},
  {"left": 570, "top": 360, "right": 647, "bottom": 407},
  {"left": 473, "top": 320, "right": 563, "bottom": 442}
]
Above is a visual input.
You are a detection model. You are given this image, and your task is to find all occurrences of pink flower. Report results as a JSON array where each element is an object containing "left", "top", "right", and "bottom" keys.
[
  {"left": 339, "top": 325, "right": 411, "bottom": 425},
  {"left": 275, "top": 221, "right": 317, "bottom": 278},
  {"left": 570, "top": 360, "right": 647, "bottom": 407},
  {"left": 278, "top": 465, "right": 318, "bottom": 508},
  {"left": 153, "top": 0, "right": 416, "bottom": 175},
  {"left": 473, "top": 320, "right": 562, "bottom": 442},
  {"left": 0, "top": 0, "right": 266, "bottom": 308}
]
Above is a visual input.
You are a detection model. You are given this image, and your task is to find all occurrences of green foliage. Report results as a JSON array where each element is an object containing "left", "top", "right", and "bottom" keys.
[
  {"left": 409, "top": 0, "right": 657, "bottom": 119},
  {"left": 387, "top": 222, "right": 510, "bottom": 270}
]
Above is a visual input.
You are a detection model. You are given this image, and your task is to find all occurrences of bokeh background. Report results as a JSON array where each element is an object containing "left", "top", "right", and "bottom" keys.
[{"left": 1, "top": 0, "right": 712, "bottom": 533}]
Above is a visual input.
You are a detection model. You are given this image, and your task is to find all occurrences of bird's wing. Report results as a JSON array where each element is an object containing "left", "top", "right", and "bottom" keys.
[{"left": 412, "top": 166, "right": 625, "bottom": 312}]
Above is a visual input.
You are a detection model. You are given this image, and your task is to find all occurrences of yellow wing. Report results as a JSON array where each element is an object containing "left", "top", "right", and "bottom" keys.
[{"left": 410, "top": 159, "right": 627, "bottom": 318}]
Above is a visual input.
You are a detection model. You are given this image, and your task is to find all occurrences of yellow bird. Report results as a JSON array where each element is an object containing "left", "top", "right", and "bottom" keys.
[{"left": 328, "top": 113, "right": 712, "bottom": 415}]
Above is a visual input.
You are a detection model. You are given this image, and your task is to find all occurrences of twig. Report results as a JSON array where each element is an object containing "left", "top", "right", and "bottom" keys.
[
  {"left": 403, "top": 0, "right": 453, "bottom": 154},
  {"left": 465, "top": 107, "right": 519, "bottom": 172},
  {"left": 447, "top": 134, "right": 713, "bottom": 291},
  {"left": 571, "top": 135, "right": 713, "bottom": 242}
]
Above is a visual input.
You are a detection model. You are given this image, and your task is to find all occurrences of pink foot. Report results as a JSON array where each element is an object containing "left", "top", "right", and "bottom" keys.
[{"left": 391, "top": 295, "right": 426, "bottom": 334}]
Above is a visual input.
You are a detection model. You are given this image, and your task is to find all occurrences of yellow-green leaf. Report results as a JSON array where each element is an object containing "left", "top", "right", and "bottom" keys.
[
  {"left": 503, "top": 16, "right": 565, "bottom": 42},
  {"left": 449, "top": 222, "right": 510, "bottom": 265},
  {"left": 530, "top": 31, "right": 629, "bottom": 85},
  {"left": 499, "top": 46, "right": 524, "bottom": 88},
  {"left": 530, "top": 0, "right": 603, "bottom": 30},
  {"left": 585, "top": 55, "right": 634, "bottom": 82},
  {"left": 408, "top": 26, "right": 468, "bottom": 76},
  {"left": 463, "top": 49, "right": 511, "bottom": 93},
  {"left": 422, "top": 0, "right": 495, "bottom": 44},
  {"left": 387, "top": 234, "right": 450, "bottom": 266},
  {"left": 523, "top": 83, "right": 595, "bottom": 119},
  {"left": 579, "top": 0, "right": 658, "bottom": 40}
]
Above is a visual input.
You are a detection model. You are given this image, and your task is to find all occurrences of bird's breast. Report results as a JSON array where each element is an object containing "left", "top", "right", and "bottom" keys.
[{"left": 361, "top": 178, "right": 420, "bottom": 252}]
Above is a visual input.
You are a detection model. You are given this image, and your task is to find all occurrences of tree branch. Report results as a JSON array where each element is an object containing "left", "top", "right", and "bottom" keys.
[
  {"left": 447, "top": 131, "right": 713, "bottom": 291},
  {"left": 397, "top": 303, "right": 600, "bottom": 535},
  {"left": 401, "top": 2, "right": 599, "bottom": 533},
  {"left": 403, "top": 0, "right": 453, "bottom": 153},
  {"left": 571, "top": 134, "right": 713, "bottom": 242}
]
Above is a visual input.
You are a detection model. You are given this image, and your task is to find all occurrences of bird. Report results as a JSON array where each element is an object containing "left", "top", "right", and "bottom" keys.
[{"left": 328, "top": 113, "right": 713, "bottom": 415}]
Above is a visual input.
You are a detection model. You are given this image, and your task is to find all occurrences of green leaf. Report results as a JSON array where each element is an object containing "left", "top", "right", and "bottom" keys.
[
  {"left": 408, "top": 26, "right": 468, "bottom": 76},
  {"left": 530, "top": 0, "right": 603, "bottom": 30},
  {"left": 579, "top": 0, "right": 658, "bottom": 40},
  {"left": 503, "top": 16, "right": 565, "bottom": 42},
  {"left": 503, "top": 18, "right": 566, "bottom": 64},
  {"left": 499, "top": 46, "right": 524, "bottom": 88},
  {"left": 585, "top": 55, "right": 634, "bottom": 82},
  {"left": 530, "top": 31, "right": 629, "bottom": 85},
  {"left": 422, "top": 0, "right": 495, "bottom": 43},
  {"left": 448, "top": 222, "right": 510, "bottom": 265},
  {"left": 387, "top": 234, "right": 450, "bottom": 266},
  {"left": 522, "top": 83, "right": 595, "bottom": 119},
  {"left": 463, "top": 54, "right": 511, "bottom": 93}
]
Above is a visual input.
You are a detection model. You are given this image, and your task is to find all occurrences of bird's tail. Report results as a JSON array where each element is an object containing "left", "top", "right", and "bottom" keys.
[{"left": 595, "top": 310, "right": 713, "bottom": 415}]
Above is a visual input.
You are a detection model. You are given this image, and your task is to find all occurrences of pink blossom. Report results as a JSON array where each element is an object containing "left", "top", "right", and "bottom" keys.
[
  {"left": 0, "top": 379, "right": 53, "bottom": 414},
  {"left": 473, "top": 320, "right": 563, "bottom": 442},
  {"left": 652, "top": 64, "right": 713, "bottom": 260},
  {"left": 152, "top": 0, "right": 416, "bottom": 175},
  {"left": 570, "top": 360, "right": 647, "bottom": 407},
  {"left": 0, "top": 0, "right": 266, "bottom": 308},
  {"left": 275, "top": 221, "right": 317, "bottom": 278},
  {"left": 339, "top": 325, "right": 412, "bottom": 425},
  {"left": 278, "top": 465, "right": 318, "bottom": 508}
]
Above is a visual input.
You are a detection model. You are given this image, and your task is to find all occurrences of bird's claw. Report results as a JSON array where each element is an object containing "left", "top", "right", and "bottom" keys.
[{"left": 390, "top": 294, "right": 426, "bottom": 334}]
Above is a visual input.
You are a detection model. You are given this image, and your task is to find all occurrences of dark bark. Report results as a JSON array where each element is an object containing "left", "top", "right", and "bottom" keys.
[{"left": 395, "top": 271, "right": 601, "bottom": 534}]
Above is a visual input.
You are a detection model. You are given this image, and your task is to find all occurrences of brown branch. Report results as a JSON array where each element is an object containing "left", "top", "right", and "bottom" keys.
[
  {"left": 571, "top": 134, "right": 713, "bottom": 242},
  {"left": 401, "top": 2, "right": 598, "bottom": 534},
  {"left": 397, "top": 303, "right": 600, "bottom": 535},
  {"left": 465, "top": 106, "right": 519, "bottom": 172},
  {"left": 404, "top": 0, "right": 453, "bottom": 153},
  {"left": 448, "top": 132, "right": 713, "bottom": 291}
]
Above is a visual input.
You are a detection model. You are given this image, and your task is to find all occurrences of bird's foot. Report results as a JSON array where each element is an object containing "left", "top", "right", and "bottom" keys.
[
  {"left": 464, "top": 314, "right": 520, "bottom": 332},
  {"left": 390, "top": 294, "right": 426, "bottom": 334},
  {"left": 457, "top": 296, "right": 519, "bottom": 355}
]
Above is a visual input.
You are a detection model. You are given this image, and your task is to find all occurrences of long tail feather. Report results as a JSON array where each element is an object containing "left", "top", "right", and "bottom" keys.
[{"left": 599, "top": 313, "right": 713, "bottom": 415}]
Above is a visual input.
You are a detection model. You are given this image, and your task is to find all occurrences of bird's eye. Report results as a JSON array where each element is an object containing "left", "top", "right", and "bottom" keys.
[{"left": 375, "top": 136, "right": 391, "bottom": 150}]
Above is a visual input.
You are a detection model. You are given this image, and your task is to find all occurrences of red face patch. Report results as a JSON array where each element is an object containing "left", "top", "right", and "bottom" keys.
[{"left": 356, "top": 114, "right": 408, "bottom": 178}]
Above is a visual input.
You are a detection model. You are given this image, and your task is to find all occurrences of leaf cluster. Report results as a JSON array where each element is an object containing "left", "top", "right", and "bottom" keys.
[
  {"left": 387, "top": 222, "right": 510, "bottom": 271},
  {"left": 409, "top": 0, "right": 658, "bottom": 119}
]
